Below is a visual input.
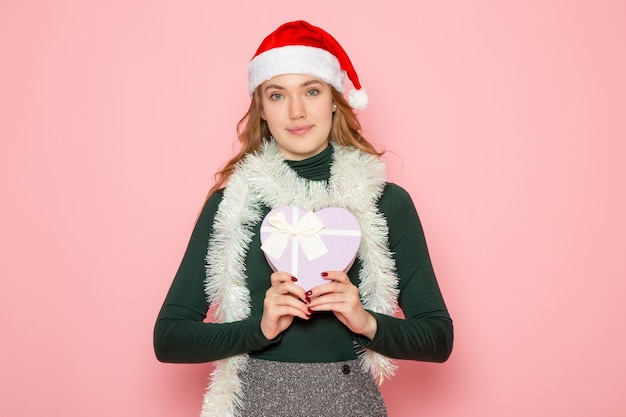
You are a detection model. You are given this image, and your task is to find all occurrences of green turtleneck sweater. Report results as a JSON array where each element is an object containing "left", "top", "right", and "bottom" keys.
[{"left": 154, "top": 146, "right": 453, "bottom": 364}]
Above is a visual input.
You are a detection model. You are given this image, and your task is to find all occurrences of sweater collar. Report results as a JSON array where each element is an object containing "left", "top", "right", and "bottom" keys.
[{"left": 284, "top": 143, "right": 333, "bottom": 181}]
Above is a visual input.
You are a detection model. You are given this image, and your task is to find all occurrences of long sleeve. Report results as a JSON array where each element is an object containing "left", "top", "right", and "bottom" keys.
[
  {"left": 356, "top": 183, "right": 453, "bottom": 362},
  {"left": 153, "top": 191, "right": 277, "bottom": 363}
]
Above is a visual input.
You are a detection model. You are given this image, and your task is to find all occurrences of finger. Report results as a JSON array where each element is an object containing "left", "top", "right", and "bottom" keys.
[
  {"left": 272, "top": 304, "right": 311, "bottom": 321},
  {"left": 266, "top": 287, "right": 307, "bottom": 305},
  {"left": 308, "top": 281, "right": 339, "bottom": 298},
  {"left": 309, "top": 276, "right": 353, "bottom": 297},
  {"left": 265, "top": 296, "right": 311, "bottom": 320},
  {"left": 271, "top": 286, "right": 308, "bottom": 304},
  {"left": 268, "top": 272, "right": 308, "bottom": 300},
  {"left": 309, "top": 290, "right": 360, "bottom": 306},
  {"left": 270, "top": 271, "right": 297, "bottom": 285},
  {"left": 308, "top": 293, "right": 345, "bottom": 309},
  {"left": 319, "top": 271, "right": 350, "bottom": 283},
  {"left": 266, "top": 284, "right": 310, "bottom": 308},
  {"left": 308, "top": 284, "right": 360, "bottom": 309}
]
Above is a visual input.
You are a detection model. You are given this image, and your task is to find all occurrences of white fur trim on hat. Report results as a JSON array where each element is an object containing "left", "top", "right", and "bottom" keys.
[{"left": 248, "top": 45, "right": 346, "bottom": 96}]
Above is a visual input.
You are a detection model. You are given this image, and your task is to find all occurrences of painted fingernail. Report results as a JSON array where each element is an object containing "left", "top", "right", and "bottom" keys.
[
  {"left": 305, "top": 296, "right": 311, "bottom": 304},
  {"left": 321, "top": 272, "right": 328, "bottom": 277},
  {"left": 305, "top": 290, "right": 313, "bottom": 296},
  {"left": 308, "top": 307, "right": 313, "bottom": 314},
  {"left": 291, "top": 276, "right": 298, "bottom": 282}
]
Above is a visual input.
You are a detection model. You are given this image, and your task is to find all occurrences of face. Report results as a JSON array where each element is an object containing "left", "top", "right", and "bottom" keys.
[{"left": 260, "top": 74, "right": 335, "bottom": 160}]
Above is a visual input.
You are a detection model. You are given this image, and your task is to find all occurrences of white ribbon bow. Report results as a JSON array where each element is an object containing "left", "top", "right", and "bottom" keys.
[{"left": 261, "top": 210, "right": 328, "bottom": 261}]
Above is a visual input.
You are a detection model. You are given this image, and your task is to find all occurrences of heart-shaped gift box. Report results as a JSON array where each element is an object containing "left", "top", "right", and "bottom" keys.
[{"left": 260, "top": 206, "right": 362, "bottom": 290}]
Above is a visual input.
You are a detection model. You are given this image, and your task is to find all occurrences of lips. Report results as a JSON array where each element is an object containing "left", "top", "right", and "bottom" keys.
[{"left": 286, "top": 125, "right": 313, "bottom": 135}]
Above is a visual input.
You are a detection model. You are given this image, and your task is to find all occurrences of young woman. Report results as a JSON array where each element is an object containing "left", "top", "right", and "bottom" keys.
[{"left": 154, "top": 20, "right": 453, "bottom": 417}]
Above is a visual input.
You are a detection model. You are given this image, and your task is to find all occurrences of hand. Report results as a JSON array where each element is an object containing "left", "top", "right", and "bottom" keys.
[
  {"left": 260, "top": 271, "right": 310, "bottom": 340},
  {"left": 308, "top": 271, "right": 377, "bottom": 340}
]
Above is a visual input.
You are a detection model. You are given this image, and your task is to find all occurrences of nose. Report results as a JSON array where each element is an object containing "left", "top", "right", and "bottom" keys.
[{"left": 289, "top": 98, "right": 305, "bottom": 120}]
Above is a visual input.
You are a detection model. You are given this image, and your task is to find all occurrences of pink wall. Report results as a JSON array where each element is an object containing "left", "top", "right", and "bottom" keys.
[{"left": 1, "top": 1, "right": 625, "bottom": 416}]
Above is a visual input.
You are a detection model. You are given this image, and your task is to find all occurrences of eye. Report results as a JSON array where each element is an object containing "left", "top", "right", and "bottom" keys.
[
  {"left": 269, "top": 93, "right": 283, "bottom": 101},
  {"left": 306, "top": 88, "right": 319, "bottom": 97}
]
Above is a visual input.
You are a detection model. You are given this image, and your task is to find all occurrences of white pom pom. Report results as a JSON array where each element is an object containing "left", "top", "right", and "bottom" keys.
[{"left": 347, "top": 88, "right": 368, "bottom": 110}]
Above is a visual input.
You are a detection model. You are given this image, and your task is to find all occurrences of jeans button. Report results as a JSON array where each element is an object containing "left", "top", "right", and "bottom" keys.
[{"left": 342, "top": 364, "right": 351, "bottom": 375}]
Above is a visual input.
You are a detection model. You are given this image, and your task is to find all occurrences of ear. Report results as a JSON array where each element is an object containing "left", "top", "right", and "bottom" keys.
[{"left": 260, "top": 107, "right": 267, "bottom": 120}]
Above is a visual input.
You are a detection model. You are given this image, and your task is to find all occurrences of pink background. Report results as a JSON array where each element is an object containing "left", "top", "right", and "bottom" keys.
[{"left": 1, "top": 1, "right": 625, "bottom": 416}]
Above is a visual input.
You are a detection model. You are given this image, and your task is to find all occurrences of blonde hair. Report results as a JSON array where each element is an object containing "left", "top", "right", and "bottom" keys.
[{"left": 208, "top": 86, "right": 382, "bottom": 195}]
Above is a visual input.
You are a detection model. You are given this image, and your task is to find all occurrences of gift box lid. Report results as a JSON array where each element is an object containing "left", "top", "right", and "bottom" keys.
[{"left": 260, "top": 206, "right": 362, "bottom": 290}]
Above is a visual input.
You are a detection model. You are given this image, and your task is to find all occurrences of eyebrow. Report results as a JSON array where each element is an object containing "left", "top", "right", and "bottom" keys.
[{"left": 263, "top": 79, "right": 324, "bottom": 93}]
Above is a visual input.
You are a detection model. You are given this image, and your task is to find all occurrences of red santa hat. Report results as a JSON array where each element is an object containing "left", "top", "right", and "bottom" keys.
[{"left": 248, "top": 20, "right": 368, "bottom": 109}]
